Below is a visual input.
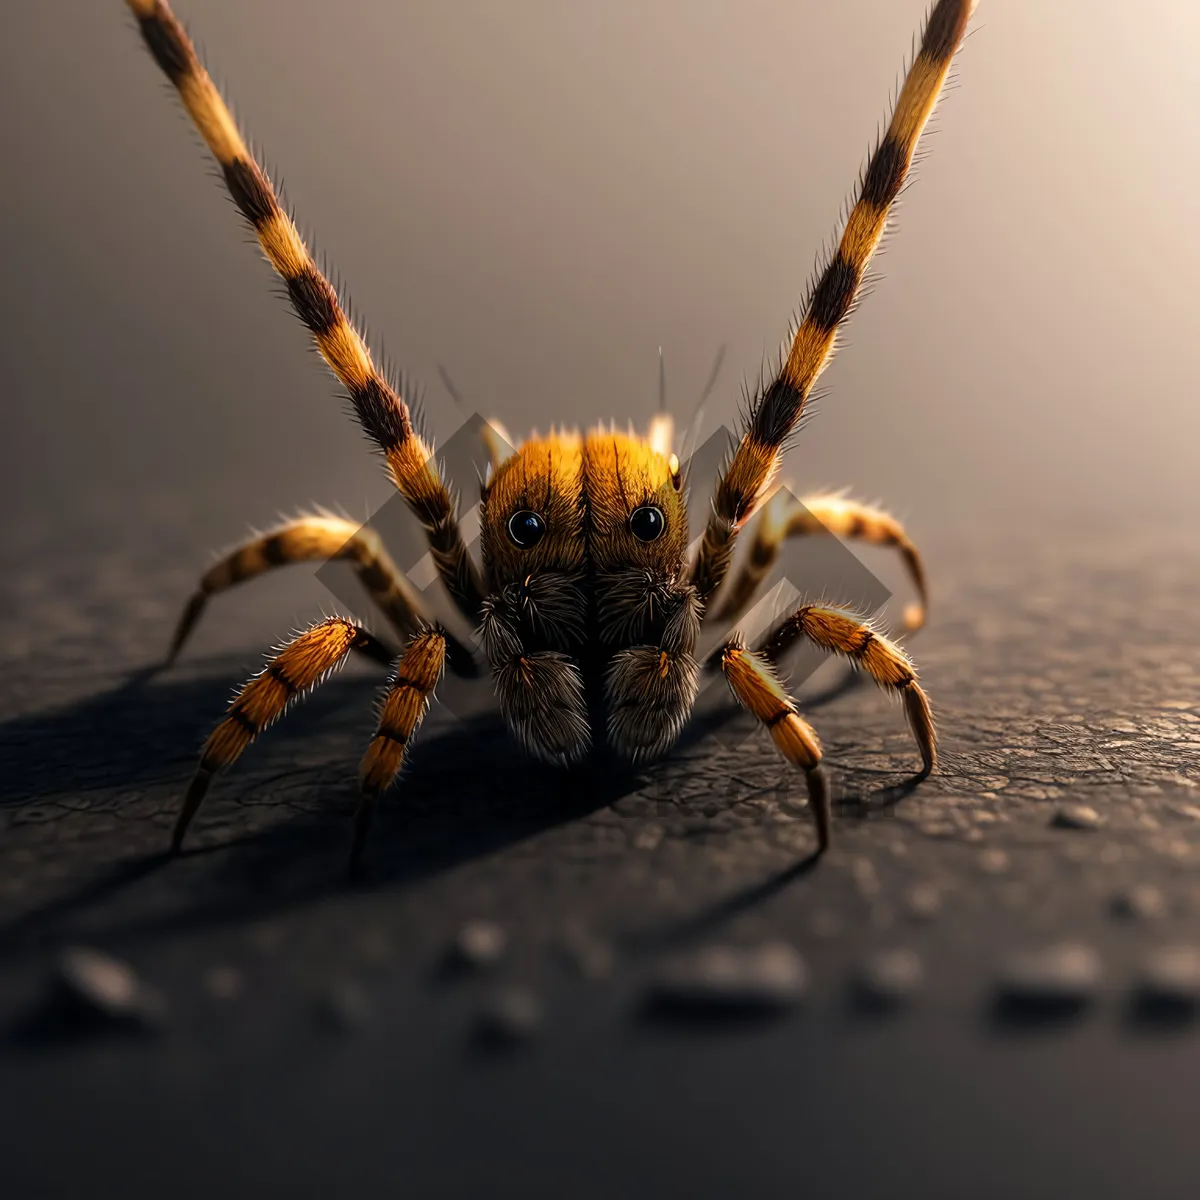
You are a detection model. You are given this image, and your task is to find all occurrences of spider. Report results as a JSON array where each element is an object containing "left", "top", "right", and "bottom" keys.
[{"left": 125, "top": 0, "right": 976, "bottom": 871}]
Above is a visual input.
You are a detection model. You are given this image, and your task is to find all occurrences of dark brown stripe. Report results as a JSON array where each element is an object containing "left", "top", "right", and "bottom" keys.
[
  {"left": 377, "top": 721, "right": 410, "bottom": 745},
  {"left": 766, "top": 708, "right": 792, "bottom": 729},
  {"left": 285, "top": 266, "right": 341, "bottom": 336},
  {"left": 852, "top": 629, "right": 875, "bottom": 659},
  {"left": 266, "top": 663, "right": 297, "bottom": 694},
  {"left": 922, "top": 0, "right": 969, "bottom": 63},
  {"left": 749, "top": 537, "right": 776, "bottom": 568},
  {"left": 426, "top": 509, "right": 462, "bottom": 547},
  {"left": 749, "top": 378, "right": 804, "bottom": 450},
  {"left": 348, "top": 376, "right": 408, "bottom": 452},
  {"left": 138, "top": 11, "right": 191, "bottom": 85},
  {"left": 358, "top": 560, "right": 392, "bottom": 594},
  {"left": 226, "top": 552, "right": 253, "bottom": 583},
  {"left": 263, "top": 534, "right": 289, "bottom": 565},
  {"left": 222, "top": 158, "right": 275, "bottom": 226},
  {"left": 807, "top": 252, "right": 859, "bottom": 333},
  {"left": 848, "top": 514, "right": 867, "bottom": 539},
  {"left": 861, "top": 133, "right": 908, "bottom": 210},
  {"left": 351, "top": 631, "right": 396, "bottom": 667},
  {"left": 390, "top": 674, "right": 427, "bottom": 693},
  {"left": 227, "top": 706, "right": 258, "bottom": 736}
]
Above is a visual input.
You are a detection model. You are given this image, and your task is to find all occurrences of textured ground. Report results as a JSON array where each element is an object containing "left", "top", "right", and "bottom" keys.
[{"left": 2, "top": 511, "right": 1198, "bottom": 1199}]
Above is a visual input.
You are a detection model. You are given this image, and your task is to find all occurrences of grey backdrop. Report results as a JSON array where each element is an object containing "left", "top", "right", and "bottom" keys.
[{"left": 4, "top": 0, "right": 1197, "bottom": 565}]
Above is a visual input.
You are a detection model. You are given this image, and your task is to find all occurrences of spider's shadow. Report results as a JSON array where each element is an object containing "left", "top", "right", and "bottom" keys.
[
  {"left": 0, "top": 653, "right": 883, "bottom": 957},
  {"left": 0, "top": 657, "right": 657, "bottom": 954}
]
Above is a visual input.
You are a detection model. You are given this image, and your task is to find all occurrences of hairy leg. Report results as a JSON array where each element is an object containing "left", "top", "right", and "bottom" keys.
[
  {"left": 757, "top": 603, "right": 936, "bottom": 774},
  {"left": 689, "top": 0, "right": 976, "bottom": 604},
  {"left": 126, "top": 0, "right": 483, "bottom": 622},
  {"left": 166, "top": 515, "right": 428, "bottom": 664},
  {"left": 719, "top": 640, "right": 831, "bottom": 852},
  {"left": 171, "top": 616, "right": 390, "bottom": 853},
  {"left": 708, "top": 491, "right": 929, "bottom": 632},
  {"left": 353, "top": 627, "right": 447, "bottom": 872}
]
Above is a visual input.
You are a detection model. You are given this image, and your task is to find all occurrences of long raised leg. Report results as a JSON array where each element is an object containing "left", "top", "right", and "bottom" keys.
[
  {"left": 709, "top": 491, "right": 930, "bottom": 631},
  {"left": 353, "top": 628, "right": 447, "bottom": 872},
  {"left": 126, "top": 1, "right": 484, "bottom": 622},
  {"left": 720, "top": 640, "right": 831, "bottom": 852},
  {"left": 690, "top": 0, "right": 976, "bottom": 605},
  {"left": 758, "top": 603, "right": 936, "bottom": 774},
  {"left": 171, "top": 616, "right": 390, "bottom": 853}
]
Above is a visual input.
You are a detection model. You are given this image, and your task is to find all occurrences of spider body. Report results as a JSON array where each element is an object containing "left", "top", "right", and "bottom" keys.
[
  {"left": 125, "top": 0, "right": 977, "bottom": 871},
  {"left": 478, "top": 431, "right": 698, "bottom": 770}
]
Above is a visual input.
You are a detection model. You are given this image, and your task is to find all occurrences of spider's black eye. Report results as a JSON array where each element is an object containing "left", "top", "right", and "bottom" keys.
[
  {"left": 629, "top": 504, "right": 665, "bottom": 543},
  {"left": 507, "top": 509, "right": 546, "bottom": 549}
]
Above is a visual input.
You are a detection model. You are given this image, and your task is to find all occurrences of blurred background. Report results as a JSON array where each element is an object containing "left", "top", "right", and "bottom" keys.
[{"left": 3, "top": 0, "right": 1197, "bottom": 554}]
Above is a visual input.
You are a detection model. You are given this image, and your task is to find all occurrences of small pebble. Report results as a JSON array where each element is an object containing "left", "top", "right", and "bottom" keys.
[
  {"left": 633, "top": 825, "right": 664, "bottom": 852},
  {"left": 1135, "top": 946, "right": 1200, "bottom": 1014},
  {"left": 1110, "top": 884, "right": 1168, "bottom": 922},
  {"left": 449, "top": 920, "right": 508, "bottom": 971},
  {"left": 978, "top": 848, "right": 1009, "bottom": 875},
  {"left": 316, "top": 981, "right": 371, "bottom": 1033},
  {"left": 852, "top": 949, "right": 924, "bottom": 1011},
  {"left": 475, "top": 987, "right": 543, "bottom": 1047},
  {"left": 904, "top": 883, "right": 942, "bottom": 922},
  {"left": 54, "top": 945, "right": 165, "bottom": 1031},
  {"left": 646, "top": 942, "right": 808, "bottom": 1017},
  {"left": 1051, "top": 803, "right": 1104, "bottom": 831},
  {"left": 996, "top": 942, "right": 1102, "bottom": 1013}
]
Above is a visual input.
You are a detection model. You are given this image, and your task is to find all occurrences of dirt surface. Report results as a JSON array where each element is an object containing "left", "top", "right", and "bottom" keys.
[{"left": 2, "top": 509, "right": 1199, "bottom": 1199}]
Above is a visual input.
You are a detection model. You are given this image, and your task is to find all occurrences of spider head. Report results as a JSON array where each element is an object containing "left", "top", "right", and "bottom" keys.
[
  {"left": 582, "top": 430, "right": 687, "bottom": 578},
  {"left": 479, "top": 431, "right": 587, "bottom": 585}
]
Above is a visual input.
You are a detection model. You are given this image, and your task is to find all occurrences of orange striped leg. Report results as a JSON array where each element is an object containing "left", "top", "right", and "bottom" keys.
[
  {"left": 353, "top": 629, "right": 447, "bottom": 872},
  {"left": 721, "top": 641, "right": 831, "bottom": 852},
  {"left": 759, "top": 604, "right": 936, "bottom": 775},
  {"left": 172, "top": 617, "right": 387, "bottom": 853},
  {"left": 709, "top": 492, "right": 929, "bottom": 632},
  {"left": 165, "top": 515, "right": 430, "bottom": 666},
  {"left": 126, "top": 1, "right": 483, "bottom": 622},
  {"left": 690, "top": 0, "right": 977, "bottom": 604}
]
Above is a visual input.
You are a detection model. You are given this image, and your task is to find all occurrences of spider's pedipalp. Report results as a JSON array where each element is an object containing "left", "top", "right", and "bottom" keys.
[
  {"left": 690, "top": 0, "right": 976, "bottom": 606},
  {"left": 126, "top": 0, "right": 484, "bottom": 623}
]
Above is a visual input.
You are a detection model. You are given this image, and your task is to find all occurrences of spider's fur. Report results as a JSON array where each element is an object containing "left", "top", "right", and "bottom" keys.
[{"left": 125, "top": 0, "right": 978, "bottom": 871}]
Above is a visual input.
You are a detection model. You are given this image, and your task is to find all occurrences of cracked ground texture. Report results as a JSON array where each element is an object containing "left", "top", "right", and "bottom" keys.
[{"left": 1, "top": 503, "right": 1198, "bottom": 1199}]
